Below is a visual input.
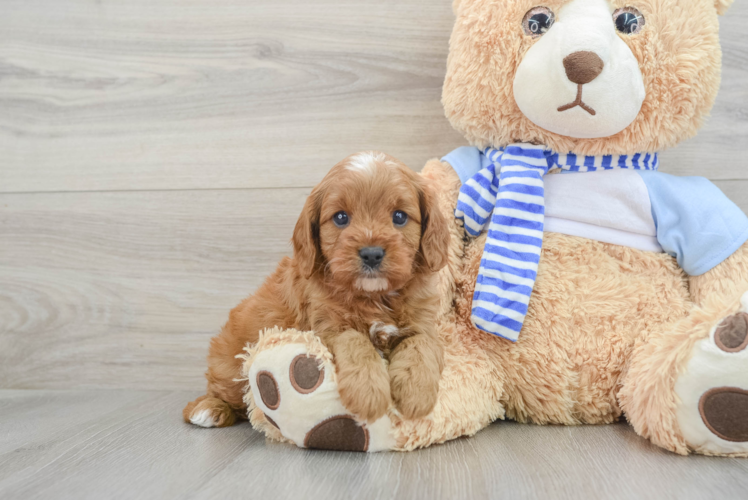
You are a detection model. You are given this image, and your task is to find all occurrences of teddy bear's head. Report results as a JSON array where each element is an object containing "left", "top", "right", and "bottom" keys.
[{"left": 443, "top": 0, "right": 734, "bottom": 155}]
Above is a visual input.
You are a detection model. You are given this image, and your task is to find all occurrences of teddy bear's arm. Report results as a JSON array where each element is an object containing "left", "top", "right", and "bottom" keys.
[{"left": 689, "top": 241, "right": 748, "bottom": 306}]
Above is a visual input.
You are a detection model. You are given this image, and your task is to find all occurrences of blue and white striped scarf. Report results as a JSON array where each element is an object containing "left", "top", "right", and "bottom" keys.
[{"left": 455, "top": 144, "right": 659, "bottom": 341}]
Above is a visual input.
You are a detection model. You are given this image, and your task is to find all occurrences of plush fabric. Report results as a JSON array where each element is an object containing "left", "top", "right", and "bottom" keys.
[
  {"left": 512, "top": 0, "right": 646, "bottom": 138},
  {"left": 443, "top": 0, "right": 723, "bottom": 156},
  {"left": 241, "top": 0, "right": 748, "bottom": 456},
  {"left": 454, "top": 144, "right": 661, "bottom": 340}
]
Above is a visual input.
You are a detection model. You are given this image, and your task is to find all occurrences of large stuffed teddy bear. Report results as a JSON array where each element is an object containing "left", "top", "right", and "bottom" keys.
[{"left": 240, "top": 0, "right": 748, "bottom": 456}]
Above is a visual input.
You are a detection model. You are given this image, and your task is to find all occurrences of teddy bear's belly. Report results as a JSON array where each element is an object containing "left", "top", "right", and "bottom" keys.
[{"left": 456, "top": 231, "right": 692, "bottom": 425}]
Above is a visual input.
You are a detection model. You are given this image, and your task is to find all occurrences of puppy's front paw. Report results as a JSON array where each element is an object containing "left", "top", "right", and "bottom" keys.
[
  {"left": 389, "top": 365, "right": 439, "bottom": 420},
  {"left": 337, "top": 365, "right": 391, "bottom": 423}
]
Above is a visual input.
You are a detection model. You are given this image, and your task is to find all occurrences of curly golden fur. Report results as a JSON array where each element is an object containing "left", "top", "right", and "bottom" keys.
[{"left": 184, "top": 152, "right": 450, "bottom": 426}]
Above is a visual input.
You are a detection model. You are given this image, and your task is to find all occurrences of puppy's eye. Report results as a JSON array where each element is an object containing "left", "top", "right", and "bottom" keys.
[
  {"left": 522, "top": 7, "right": 555, "bottom": 38},
  {"left": 613, "top": 7, "right": 645, "bottom": 35},
  {"left": 392, "top": 211, "right": 408, "bottom": 227},
  {"left": 332, "top": 211, "right": 349, "bottom": 228}
]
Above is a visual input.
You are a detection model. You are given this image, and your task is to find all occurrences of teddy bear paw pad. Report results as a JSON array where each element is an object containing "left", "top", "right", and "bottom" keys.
[
  {"left": 246, "top": 341, "right": 395, "bottom": 452},
  {"left": 674, "top": 293, "right": 748, "bottom": 455},
  {"left": 714, "top": 312, "right": 748, "bottom": 353},
  {"left": 698, "top": 388, "right": 748, "bottom": 443},
  {"left": 304, "top": 415, "right": 369, "bottom": 451},
  {"left": 256, "top": 371, "right": 280, "bottom": 410}
]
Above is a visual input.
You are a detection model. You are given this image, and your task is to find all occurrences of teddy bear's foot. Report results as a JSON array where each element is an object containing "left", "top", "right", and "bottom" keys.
[
  {"left": 674, "top": 292, "right": 748, "bottom": 456},
  {"left": 242, "top": 328, "right": 396, "bottom": 452}
]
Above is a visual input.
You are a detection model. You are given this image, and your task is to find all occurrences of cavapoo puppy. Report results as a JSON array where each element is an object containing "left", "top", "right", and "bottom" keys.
[{"left": 184, "top": 152, "right": 450, "bottom": 427}]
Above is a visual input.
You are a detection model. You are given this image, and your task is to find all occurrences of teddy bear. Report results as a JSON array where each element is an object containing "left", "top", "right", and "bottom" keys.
[{"left": 240, "top": 0, "right": 748, "bottom": 456}]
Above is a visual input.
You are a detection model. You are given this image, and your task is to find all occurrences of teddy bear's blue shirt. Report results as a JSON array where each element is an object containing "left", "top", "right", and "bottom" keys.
[
  {"left": 637, "top": 171, "right": 748, "bottom": 276},
  {"left": 444, "top": 146, "right": 748, "bottom": 277}
]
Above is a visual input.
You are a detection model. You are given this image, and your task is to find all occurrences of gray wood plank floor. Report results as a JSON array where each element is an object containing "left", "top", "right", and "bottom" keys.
[{"left": 1, "top": 390, "right": 747, "bottom": 500}]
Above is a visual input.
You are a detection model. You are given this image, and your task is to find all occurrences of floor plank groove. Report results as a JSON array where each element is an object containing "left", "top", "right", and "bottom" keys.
[{"left": 1, "top": 390, "right": 747, "bottom": 500}]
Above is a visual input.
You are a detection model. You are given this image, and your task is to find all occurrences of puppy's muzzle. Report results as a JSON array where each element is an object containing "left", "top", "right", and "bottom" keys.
[{"left": 359, "top": 246, "right": 385, "bottom": 270}]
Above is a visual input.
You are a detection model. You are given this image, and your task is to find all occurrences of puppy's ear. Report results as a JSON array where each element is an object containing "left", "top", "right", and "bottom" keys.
[
  {"left": 418, "top": 180, "right": 450, "bottom": 273},
  {"left": 293, "top": 189, "right": 322, "bottom": 279}
]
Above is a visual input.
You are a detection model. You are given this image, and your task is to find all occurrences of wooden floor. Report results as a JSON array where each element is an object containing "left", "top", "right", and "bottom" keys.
[
  {"left": 2, "top": 1, "right": 748, "bottom": 498},
  {"left": 1, "top": 389, "right": 747, "bottom": 500}
]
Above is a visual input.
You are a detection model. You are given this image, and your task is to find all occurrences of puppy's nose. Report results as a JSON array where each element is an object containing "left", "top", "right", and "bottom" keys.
[
  {"left": 563, "top": 51, "right": 604, "bottom": 85},
  {"left": 359, "top": 246, "right": 385, "bottom": 269}
]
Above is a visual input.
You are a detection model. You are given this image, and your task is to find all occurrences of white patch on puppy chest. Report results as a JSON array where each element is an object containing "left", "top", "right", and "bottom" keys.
[
  {"left": 355, "top": 277, "right": 389, "bottom": 292},
  {"left": 370, "top": 322, "right": 401, "bottom": 355},
  {"left": 369, "top": 322, "right": 400, "bottom": 341},
  {"left": 346, "top": 152, "right": 386, "bottom": 175},
  {"left": 190, "top": 409, "right": 217, "bottom": 428}
]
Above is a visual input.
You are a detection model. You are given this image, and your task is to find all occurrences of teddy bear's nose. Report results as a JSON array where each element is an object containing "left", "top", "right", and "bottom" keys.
[{"left": 563, "top": 51, "right": 604, "bottom": 85}]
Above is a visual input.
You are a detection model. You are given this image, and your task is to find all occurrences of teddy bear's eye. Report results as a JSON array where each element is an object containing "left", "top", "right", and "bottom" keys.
[
  {"left": 522, "top": 7, "right": 555, "bottom": 38},
  {"left": 613, "top": 7, "right": 645, "bottom": 35}
]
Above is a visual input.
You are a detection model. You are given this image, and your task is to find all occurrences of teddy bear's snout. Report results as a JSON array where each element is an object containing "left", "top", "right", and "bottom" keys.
[{"left": 563, "top": 51, "right": 604, "bottom": 85}]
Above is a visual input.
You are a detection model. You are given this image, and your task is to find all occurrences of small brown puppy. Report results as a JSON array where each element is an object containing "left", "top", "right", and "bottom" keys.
[{"left": 184, "top": 152, "right": 450, "bottom": 427}]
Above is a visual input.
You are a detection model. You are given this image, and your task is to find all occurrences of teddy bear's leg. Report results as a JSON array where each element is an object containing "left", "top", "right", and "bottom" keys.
[
  {"left": 242, "top": 328, "right": 397, "bottom": 452},
  {"left": 621, "top": 243, "right": 748, "bottom": 456},
  {"left": 673, "top": 295, "right": 748, "bottom": 456}
]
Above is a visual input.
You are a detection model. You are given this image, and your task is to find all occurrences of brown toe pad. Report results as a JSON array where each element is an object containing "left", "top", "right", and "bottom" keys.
[
  {"left": 290, "top": 355, "right": 324, "bottom": 394},
  {"left": 303, "top": 416, "right": 369, "bottom": 452},
  {"left": 715, "top": 313, "right": 748, "bottom": 353},
  {"left": 256, "top": 371, "right": 280, "bottom": 410},
  {"left": 699, "top": 387, "right": 748, "bottom": 442}
]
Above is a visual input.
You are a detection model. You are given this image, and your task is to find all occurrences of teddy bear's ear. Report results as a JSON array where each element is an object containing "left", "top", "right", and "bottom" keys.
[{"left": 715, "top": 0, "right": 734, "bottom": 15}]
